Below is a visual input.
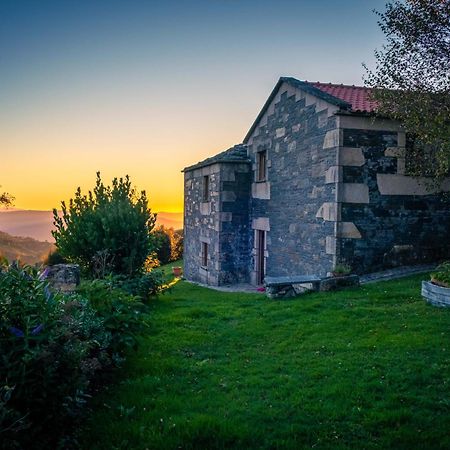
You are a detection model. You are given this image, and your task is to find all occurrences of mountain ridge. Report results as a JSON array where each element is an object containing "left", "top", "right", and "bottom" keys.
[{"left": 0, "top": 210, "right": 183, "bottom": 242}]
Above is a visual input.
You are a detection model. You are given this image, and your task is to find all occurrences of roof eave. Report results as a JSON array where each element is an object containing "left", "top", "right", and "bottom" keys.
[{"left": 182, "top": 158, "right": 251, "bottom": 173}]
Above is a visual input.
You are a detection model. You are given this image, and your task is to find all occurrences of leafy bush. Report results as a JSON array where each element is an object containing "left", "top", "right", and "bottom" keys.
[
  {"left": 0, "top": 264, "right": 110, "bottom": 448},
  {"left": 44, "top": 249, "right": 67, "bottom": 266},
  {"left": 77, "top": 279, "right": 149, "bottom": 354},
  {"left": 152, "top": 225, "right": 184, "bottom": 265},
  {"left": 110, "top": 270, "right": 165, "bottom": 302},
  {"left": 0, "top": 264, "right": 149, "bottom": 449},
  {"left": 53, "top": 172, "right": 157, "bottom": 277},
  {"left": 332, "top": 263, "right": 352, "bottom": 276},
  {"left": 431, "top": 261, "right": 450, "bottom": 288},
  {"left": 153, "top": 226, "right": 172, "bottom": 265}
]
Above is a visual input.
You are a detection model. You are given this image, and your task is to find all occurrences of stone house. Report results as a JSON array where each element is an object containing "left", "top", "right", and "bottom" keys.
[{"left": 183, "top": 77, "right": 450, "bottom": 286}]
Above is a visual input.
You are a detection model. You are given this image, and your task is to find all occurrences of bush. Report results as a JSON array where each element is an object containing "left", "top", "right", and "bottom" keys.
[
  {"left": 0, "top": 264, "right": 149, "bottom": 449},
  {"left": 153, "top": 226, "right": 172, "bottom": 265},
  {"left": 110, "top": 270, "right": 165, "bottom": 302},
  {"left": 53, "top": 172, "right": 157, "bottom": 277},
  {"left": 77, "top": 279, "right": 149, "bottom": 354},
  {"left": 431, "top": 261, "right": 450, "bottom": 288},
  {"left": 152, "top": 225, "right": 184, "bottom": 265},
  {"left": 44, "top": 249, "right": 67, "bottom": 266},
  {"left": 0, "top": 264, "right": 110, "bottom": 448}
]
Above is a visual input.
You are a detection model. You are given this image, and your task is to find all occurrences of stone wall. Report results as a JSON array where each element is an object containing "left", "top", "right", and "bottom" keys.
[
  {"left": 218, "top": 163, "right": 251, "bottom": 284},
  {"left": 246, "top": 83, "right": 339, "bottom": 279},
  {"left": 184, "top": 162, "right": 251, "bottom": 286},
  {"left": 337, "top": 122, "right": 450, "bottom": 273},
  {"left": 183, "top": 163, "right": 221, "bottom": 285}
]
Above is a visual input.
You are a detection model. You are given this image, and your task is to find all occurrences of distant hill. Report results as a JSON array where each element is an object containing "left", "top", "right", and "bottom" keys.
[
  {"left": 0, "top": 210, "right": 183, "bottom": 242},
  {"left": 0, "top": 230, "right": 55, "bottom": 265}
]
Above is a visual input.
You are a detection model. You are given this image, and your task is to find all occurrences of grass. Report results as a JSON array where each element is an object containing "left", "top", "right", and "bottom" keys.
[
  {"left": 78, "top": 274, "right": 450, "bottom": 449},
  {"left": 156, "top": 259, "right": 183, "bottom": 283}
]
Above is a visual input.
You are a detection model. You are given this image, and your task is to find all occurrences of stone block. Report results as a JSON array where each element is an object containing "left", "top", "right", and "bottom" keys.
[
  {"left": 276, "top": 127, "right": 285, "bottom": 138},
  {"left": 325, "top": 166, "right": 342, "bottom": 184},
  {"left": 316, "top": 202, "right": 339, "bottom": 221},
  {"left": 200, "top": 202, "right": 211, "bottom": 215},
  {"left": 325, "top": 236, "right": 336, "bottom": 255},
  {"left": 338, "top": 183, "right": 369, "bottom": 203},
  {"left": 377, "top": 174, "right": 450, "bottom": 196},
  {"left": 336, "top": 222, "right": 362, "bottom": 239},
  {"left": 323, "top": 129, "right": 340, "bottom": 149},
  {"left": 252, "top": 217, "right": 270, "bottom": 231},
  {"left": 337, "top": 147, "right": 365, "bottom": 166},
  {"left": 252, "top": 181, "right": 270, "bottom": 199}
]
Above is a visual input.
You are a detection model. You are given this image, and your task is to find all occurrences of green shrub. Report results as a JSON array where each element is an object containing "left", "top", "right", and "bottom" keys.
[
  {"left": 77, "top": 279, "right": 149, "bottom": 354},
  {"left": 110, "top": 270, "right": 165, "bottom": 302},
  {"left": 153, "top": 226, "right": 172, "bottom": 265},
  {"left": 431, "top": 261, "right": 450, "bottom": 287},
  {"left": 0, "top": 264, "right": 149, "bottom": 449},
  {"left": 43, "top": 250, "right": 67, "bottom": 266},
  {"left": 53, "top": 172, "right": 157, "bottom": 277},
  {"left": 0, "top": 264, "right": 111, "bottom": 449}
]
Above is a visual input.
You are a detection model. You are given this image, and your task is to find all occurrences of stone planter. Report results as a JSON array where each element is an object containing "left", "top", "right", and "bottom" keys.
[{"left": 422, "top": 280, "right": 450, "bottom": 307}]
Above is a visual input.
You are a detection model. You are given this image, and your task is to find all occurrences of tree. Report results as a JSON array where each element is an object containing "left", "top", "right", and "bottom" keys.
[
  {"left": 152, "top": 226, "right": 172, "bottom": 265},
  {"left": 52, "top": 173, "right": 157, "bottom": 276},
  {"left": 365, "top": 0, "right": 450, "bottom": 180},
  {"left": 151, "top": 226, "right": 184, "bottom": 265},
  {"left": 0, "top": 187, "right": 14, "bottom": 207}
]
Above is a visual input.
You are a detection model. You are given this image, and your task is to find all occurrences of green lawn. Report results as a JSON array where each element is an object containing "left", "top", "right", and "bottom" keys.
[
  {"left": 78, "top": 275, "right": 450, "bottom": 449},
  {"left": 157, "top": 259, "right": 183, "bottom": 283}
]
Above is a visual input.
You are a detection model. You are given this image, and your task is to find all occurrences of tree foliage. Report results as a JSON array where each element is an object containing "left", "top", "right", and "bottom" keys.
[
  {"left": 151, "top": 225, "right": 184, "bottom": 265},
  {"left": 365, "top": 0, "right": 450, "bottom": 179},
  {"left": 52, "top": 173, "right": 156, "bottom": 276},
  {"left": 0, "top": 187, "right": 13, "bottom": 207}
]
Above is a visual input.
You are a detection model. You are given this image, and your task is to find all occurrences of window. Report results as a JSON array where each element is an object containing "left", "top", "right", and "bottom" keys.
[
  {"left": 256, "top": 150, "right": 267, "bottom": 182},
  {"left": 202, "top": 175, "right": 210, "bottom": 201},
  {"left": 201, "top": 242, "right": 208, "bottom": 267}
]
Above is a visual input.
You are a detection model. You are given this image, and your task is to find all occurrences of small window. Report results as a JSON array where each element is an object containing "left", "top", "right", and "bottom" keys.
[
  {"left": 201, "top": 242, "right": 208, "bottom": 267},
  {"left": 202, "top": 175, "right": 210, "bottom": 201},
  {"left": 256, "top": 150, "right": 267, "bottom": 182}
]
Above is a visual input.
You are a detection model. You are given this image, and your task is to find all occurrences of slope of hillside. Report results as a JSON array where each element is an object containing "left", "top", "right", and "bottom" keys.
[
  {"left": 0, "top": 231, "right": 55, "bottom": 265},
  {"left": 0, "top": 210, "right": 183, "bottom": 242}
]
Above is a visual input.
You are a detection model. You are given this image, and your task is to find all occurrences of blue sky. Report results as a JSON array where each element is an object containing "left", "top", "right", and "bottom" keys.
[{"left": 0, "top": 0, "right": 388, "bottom": 211}]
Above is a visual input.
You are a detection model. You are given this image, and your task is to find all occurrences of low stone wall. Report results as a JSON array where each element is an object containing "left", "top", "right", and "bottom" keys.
[
  {"left": 265, "top": 274, "right": 359, "bottom": 299},
  {"left": 422, "top": 281, "right": 450, "bottom": 308}
]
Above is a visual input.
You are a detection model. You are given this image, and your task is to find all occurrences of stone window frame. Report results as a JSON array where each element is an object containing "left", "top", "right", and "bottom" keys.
[
  {"left": 202, "top": 175, "right": 210, "bottom": 201},
  {"left": 256, "top": 150, "right": 267, "bottom": 182},
  {"left": 201, "top": 242, "right": 208, "bottom": 268}
]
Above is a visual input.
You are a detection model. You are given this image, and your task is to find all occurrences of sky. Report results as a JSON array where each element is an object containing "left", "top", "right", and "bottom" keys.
[{"left": 0, "top": 0, "right": 388, "bottom": 212}]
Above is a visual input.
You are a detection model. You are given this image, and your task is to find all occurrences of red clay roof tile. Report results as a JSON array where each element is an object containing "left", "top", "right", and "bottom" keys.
[{"left": 309, "top": 82, "right": 378, "bottom": 113}]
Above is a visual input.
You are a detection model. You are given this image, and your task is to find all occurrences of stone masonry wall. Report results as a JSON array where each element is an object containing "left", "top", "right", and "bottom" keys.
[
  {"left": 337, "top": 125, "right": 450, "bottom": 273},
  {"left": 184, "top": 162, "right": 251, "bottom": 286},
  {"left": 246, "top": 83, "right": 339, "bottom": 280},
  {"left": 183, "top": 164, "right": 221, "bottom": 285},
  {"left": 218, "top": 163, "right": 251, "bottom": 284}
]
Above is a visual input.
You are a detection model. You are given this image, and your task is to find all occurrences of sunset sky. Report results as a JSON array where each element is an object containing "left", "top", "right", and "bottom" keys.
[{"left": 1, "top": 0, "right": 387, "bottom": 212}]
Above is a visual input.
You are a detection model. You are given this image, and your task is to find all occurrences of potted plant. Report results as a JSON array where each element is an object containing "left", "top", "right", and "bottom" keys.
[
  {"left": 422, "top": 261, "right": 450, "bottom": 307},
  {"left": 331, "top": 263, "right": 352, "bottom": 278},
  {"left": 430, "top": 261, "right": 450, "bottom": 288},
  {"left": 172, "top": 266, "right": 183, "bottom": 277}
]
